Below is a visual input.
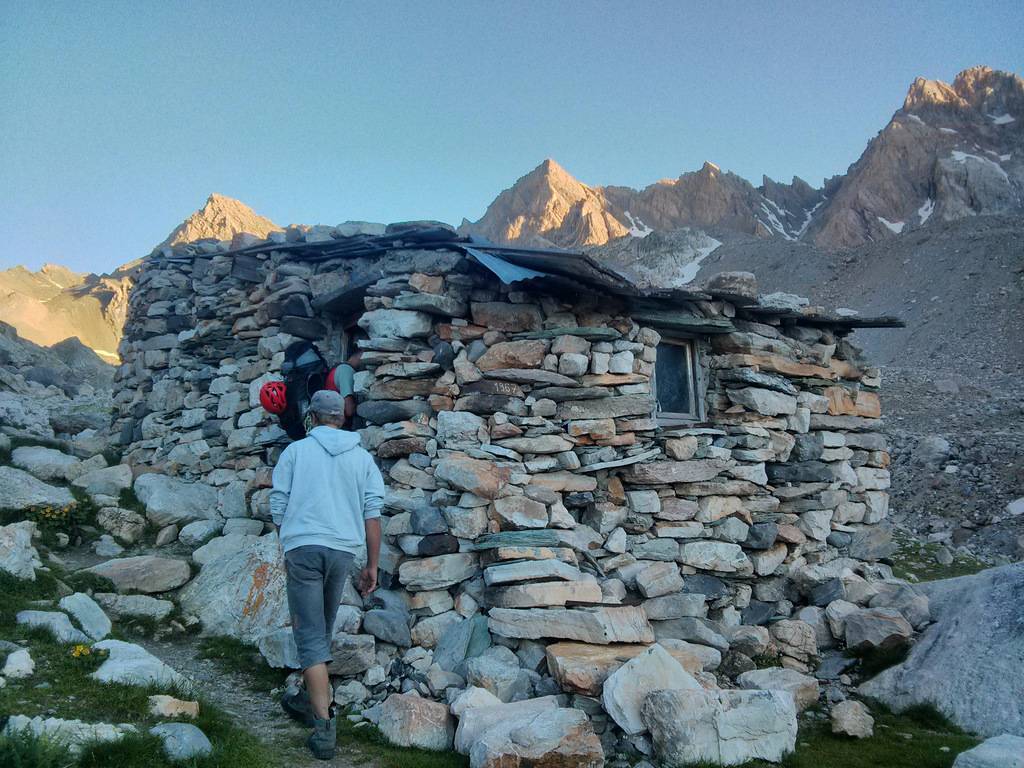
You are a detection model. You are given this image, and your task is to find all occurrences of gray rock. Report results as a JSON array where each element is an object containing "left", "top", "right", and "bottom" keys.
[
  {"left": 602, "top": 643, "right": 701, "bottom": 734},
  {"left": 86, "top": 555, "right": 191, "bottom": 594},
  {"left": 178, "top": 534, "right": 288, "bottom": 643},
  {"left": 150, "top": 723, "right": 213, "bottom": 761},
  {"left": 16, "top": 610, "right": 90, "bottom": 643},
  {"left": 463, "top": 646, "right": 532, "bottom": 703},
  {"left": 737, "top": 667, "right": 820, "bottom": 712},
  {"left": 468, "top": 706, "right": 604, "bottom": 768},
  {"left": 11, "top": 446, "right": 84, "bottom": 482},
  {"left": 953, "top": 734, "right": 1024, "bottom": 768},
  {"left": 2, "top": 648, "right": 35, "bottom": 678},
  {"left": 844, "top": 607, "right": 913, "bottom": 651},
  {"left": 92, "top": 639, "right": 185, "bottom": 687},
  {"left": 178, "top": 520, "right": 224, "bottom": 548},
  {"left": 72, "top": 464, "right": 133, "bottom": 499},
  {"left": 58, "top": 593, "right": 111, "bottom": 640},
  {"left": 642, "top": 687, "right": 797, "bottom": 766},
  {"left": 831, "top": 700, "right": 874, "bottom": 738},
  {"left": 651, "top": 617, "right": 729, "bottom": 651},
  {"left": 454, "top": 696, "right": 559, "bottom": 755},
  {"left": 860, "top": 563, "right": 1024, "bottom": 738},
  {"left": 868, "top": 581, "right": 931, "bottom": 629},
  {"left": 0, "top": 466, "right": 75, "bottom": 511},
  {"left": 134, "top": 473, "right": 220, "bottom": 527},
  {"left": 94, "top": 593, "right": 174, "bottom": 621},
  {"left": 257, "top": 627, "right": 299, "bottom": 668},
  {"left": 377, "top": 692, "right": 454, "bottom": 751},
  {"left": 192, "top": 533, "right": 260, "bottom": 567},
  {"left": 3, "top": 716, "right": 135, "bottom": 755},
  {"left": 0, "top": 521, "right": 41, "bottom": 580}
]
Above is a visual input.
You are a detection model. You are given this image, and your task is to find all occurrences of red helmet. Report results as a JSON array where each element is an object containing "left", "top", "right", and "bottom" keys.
[{"left": 259, "top": 380, "right": 288, "bottom": 414}]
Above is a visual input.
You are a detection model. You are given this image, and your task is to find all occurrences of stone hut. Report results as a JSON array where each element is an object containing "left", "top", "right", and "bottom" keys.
[{"left": 113, "top": 221, "right": 902, "bottom": 753}]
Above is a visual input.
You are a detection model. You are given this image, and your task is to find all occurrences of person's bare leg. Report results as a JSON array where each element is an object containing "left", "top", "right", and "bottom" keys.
[{"left": 303, "top": 663, "right": 331, "bottom": 720}]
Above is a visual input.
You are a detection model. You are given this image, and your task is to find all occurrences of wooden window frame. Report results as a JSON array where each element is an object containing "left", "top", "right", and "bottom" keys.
[{"left": 653, "top": 336, "right": 706, "bottom": 425}]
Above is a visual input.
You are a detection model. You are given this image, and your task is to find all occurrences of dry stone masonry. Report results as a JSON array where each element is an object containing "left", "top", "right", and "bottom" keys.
[{"left": 111, "top": 222, "right": 906, "bottom": 762}]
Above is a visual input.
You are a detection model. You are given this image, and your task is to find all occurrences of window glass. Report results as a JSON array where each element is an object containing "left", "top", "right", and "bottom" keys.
[{"left": 655, "top": 340, "right": 696, "bottom": 417}]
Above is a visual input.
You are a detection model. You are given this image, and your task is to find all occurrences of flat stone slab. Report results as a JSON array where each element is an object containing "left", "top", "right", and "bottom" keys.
[
  {"left": 487, "top": 606, "right": 654, "bottom": 644},
  {"left": 86, "top": 555, "right": 191, "bottom": 594},
  {"left": 59, "top": 592, "right": 111, "bottom": 640},
  {"left": 91, "top": 639, "right": 185, "bottom": 687},
  {"left": 546, "top": 640, "right": 716, "bottom": 695},
  {"left": 16, "top": 610, "right": 90, "bottom": 643},
  {"left": 0, "top": 466, "right": 75, "bottom": 511}
]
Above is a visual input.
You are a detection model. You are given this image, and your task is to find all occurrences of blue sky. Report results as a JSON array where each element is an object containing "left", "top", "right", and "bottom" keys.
[{"left": 2, "top": 2, "right": 1021, "bottom": 274}]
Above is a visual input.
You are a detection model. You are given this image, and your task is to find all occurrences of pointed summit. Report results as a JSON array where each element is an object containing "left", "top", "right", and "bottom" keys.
[{"left": 158, "top": 193, "right": 282, "bottom": 248}]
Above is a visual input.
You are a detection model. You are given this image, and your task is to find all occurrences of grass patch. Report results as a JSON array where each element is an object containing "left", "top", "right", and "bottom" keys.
[
  {"left": 0, "top": 572, "right": 282, "bottom": 768},
  {"left": 337, "top": 720, "right": 469, "bottom": 768},
  {"left": 196, "top": 636, "right": 285, "bottom": 692},
  {"left": 889, "top": 532, "right": 988, "bottom": 582},
  {"left": 0, "top": 729, "right": 71, "bottom": 768}
]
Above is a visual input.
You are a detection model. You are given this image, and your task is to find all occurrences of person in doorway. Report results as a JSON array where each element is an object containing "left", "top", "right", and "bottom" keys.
[{"left": 270, "top": 389, "right": 384, "bottom": 760}]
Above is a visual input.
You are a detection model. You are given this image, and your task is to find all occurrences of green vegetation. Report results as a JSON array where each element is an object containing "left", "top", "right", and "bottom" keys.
[
  {"left": 889, "top": 531, "right": 988, "bottom": 582},
  {"left": 0, "top": 572, "right": 281, "bottom": 768},
  {"left": 197, "top": 635, "right": 285, "bottom": 692}
]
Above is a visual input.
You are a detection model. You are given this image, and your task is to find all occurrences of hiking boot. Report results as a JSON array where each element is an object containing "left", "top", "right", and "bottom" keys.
[
  {"left": 281, "top": 687, "right": 315, "bottom": 727},
  {"left": 307, "top": 716, "right": 336, "bottom": 760}
]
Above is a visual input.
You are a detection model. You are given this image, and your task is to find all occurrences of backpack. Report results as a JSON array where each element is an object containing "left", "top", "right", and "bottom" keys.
[{"left": 278, "top": 341, "right": 330, "bottom": 439}]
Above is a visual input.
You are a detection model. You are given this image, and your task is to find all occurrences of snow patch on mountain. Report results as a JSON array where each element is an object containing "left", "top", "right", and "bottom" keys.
[
  {"left": 951, "top": 151, "right": 1010, "bottom": 183},
  {"left": 918, "top": 199, "right": 935, "bottom": 224},
  {"left": 877, "top": 216, "right": 906, "bottom": 234},
  {"left": 989, "top": 113, "right": 1016, "bottom": 125},
  {"left": 623, "top": 212, "right": 653, "bottom": 238}
]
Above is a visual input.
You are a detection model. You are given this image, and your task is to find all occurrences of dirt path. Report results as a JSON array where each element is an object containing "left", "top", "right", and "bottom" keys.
[{"left": 140, "top": 636, "right": 365, "bottom": 768}]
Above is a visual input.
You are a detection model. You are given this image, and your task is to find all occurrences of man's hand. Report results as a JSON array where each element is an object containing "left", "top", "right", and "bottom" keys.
[{"left": 357, "top": 566, "right": 377, "bottom": 597}]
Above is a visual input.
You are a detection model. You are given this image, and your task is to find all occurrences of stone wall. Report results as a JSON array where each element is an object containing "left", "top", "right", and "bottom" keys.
[{"left": 115, "top": 238, "right": 893, "bottom": 739}]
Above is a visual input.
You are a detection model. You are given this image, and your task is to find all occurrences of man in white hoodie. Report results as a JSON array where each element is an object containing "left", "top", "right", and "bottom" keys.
[{"left": 270, "top": 389, "right": 384, "bottom": 760}]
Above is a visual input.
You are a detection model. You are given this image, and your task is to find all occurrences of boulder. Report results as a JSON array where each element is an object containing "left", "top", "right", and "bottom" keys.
[
  {"left": 0, "top": 466, "right": 75, "bottom": 511},
  {"left": 91, "top": 639, "right": 185, "bottom": 687},
  {"left": 953, "top": 735, "right": 1024, "bottom": 768},
  {"left": 736, "top": 667, "right": 820, "bottom": 712},
  {"left": 679, "top": 541, "right": 752, "bottom": 574},
  {"left": 11, "top": 445, "right": 83, "bottom": 482},
  {"left": 831, "top": 699, "right": 874, "bottom": 738},
  {"left": 450, "top": 686, "right": 503, "bottom": 717},
  {"left": 602, "top": 643, "right": 702, "bottom": 734},
  {"left": 642, "top": 688, "right": 798, "bottom": 767},
  {"left": 58, "top": 592, "right": 111, "bottom": 640},
  {"left": 72, "top": 464, "right": 133, "bottom": 499},
  {"left": 16, "top": 610, "right": 90, "bottom": 643},
  {"left": 150, "top": 723, "right": 213, "bottom": 761},
  {"left": 844, "top": 607, "right": 913, "bottom": 651},
  {"left": 257, "top": 627, "right": 300, "bottom": 668},
  {"left": 96, "top": 507, "right": 146, "bottom": 544},
  {"left": 860, "top": 563, "right": 1024, "bottom": 738},
  {"left": 86, "top": 555, "right": 191, "bottom": 594},
  {"left": 94, "top": 593, "right": 174, "bottom": 621},
  {"left": 178, "top": 534, "right": 289, "bottom": 644},
  {"left": 469, "top": 707, "right": 604, "bottom": 768},
  {"left": 463, "top": 645, "right": 532, "bottom": 702},
  {"left": 329, "top": 633, "right": 376, "bottom": 675},
  {"left": 377, "top": 692, "right": 455, "bottom": 751},
  {"left": 0, "top": 521, "right": 41, "bottom": 580},
  {"left": 3, "top": 648, "right": 34, "bottom": 679},
  {"left": 134, "top": 473, "right": 220, "bottom": 526},
  {"left": 546, "top": 640, "right": 716, "bottom": 696},
  {"left": 455, "top": 696, "right": 559, "bottom": 754},
  {"left": 178, "top": 520, "right": 224, "bottom": 548},
  {"left": 192, "top": 533, "right": 260, "bottom": 567}
]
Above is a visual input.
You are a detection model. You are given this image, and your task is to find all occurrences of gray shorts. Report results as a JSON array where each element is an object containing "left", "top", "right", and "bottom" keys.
[{"left": 284, "top": 545, "right": 355, "bottom": 669}]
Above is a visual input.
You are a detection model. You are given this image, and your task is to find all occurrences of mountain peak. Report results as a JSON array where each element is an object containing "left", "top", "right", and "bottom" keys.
[{"left": 158, "top": 193, "right": 281, "bottom": 248}]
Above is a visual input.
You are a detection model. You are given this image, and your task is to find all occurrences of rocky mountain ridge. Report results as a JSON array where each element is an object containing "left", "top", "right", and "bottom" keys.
[
  {"left": 462, "top": 66, "right": 1023, "bottom": 251},
  {"left": 0, "top": 194, "right": 282, "bottom": 361}
]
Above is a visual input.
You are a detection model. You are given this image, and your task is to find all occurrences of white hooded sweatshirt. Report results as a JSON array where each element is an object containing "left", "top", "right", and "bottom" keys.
[{"left": 269, "top": 426, "right": 384, "bottom": 554}]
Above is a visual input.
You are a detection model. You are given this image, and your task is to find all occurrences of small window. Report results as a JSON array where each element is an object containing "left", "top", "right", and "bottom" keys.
[{"left": 654, "top": 338, "right": 702, "bottom": 422}]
